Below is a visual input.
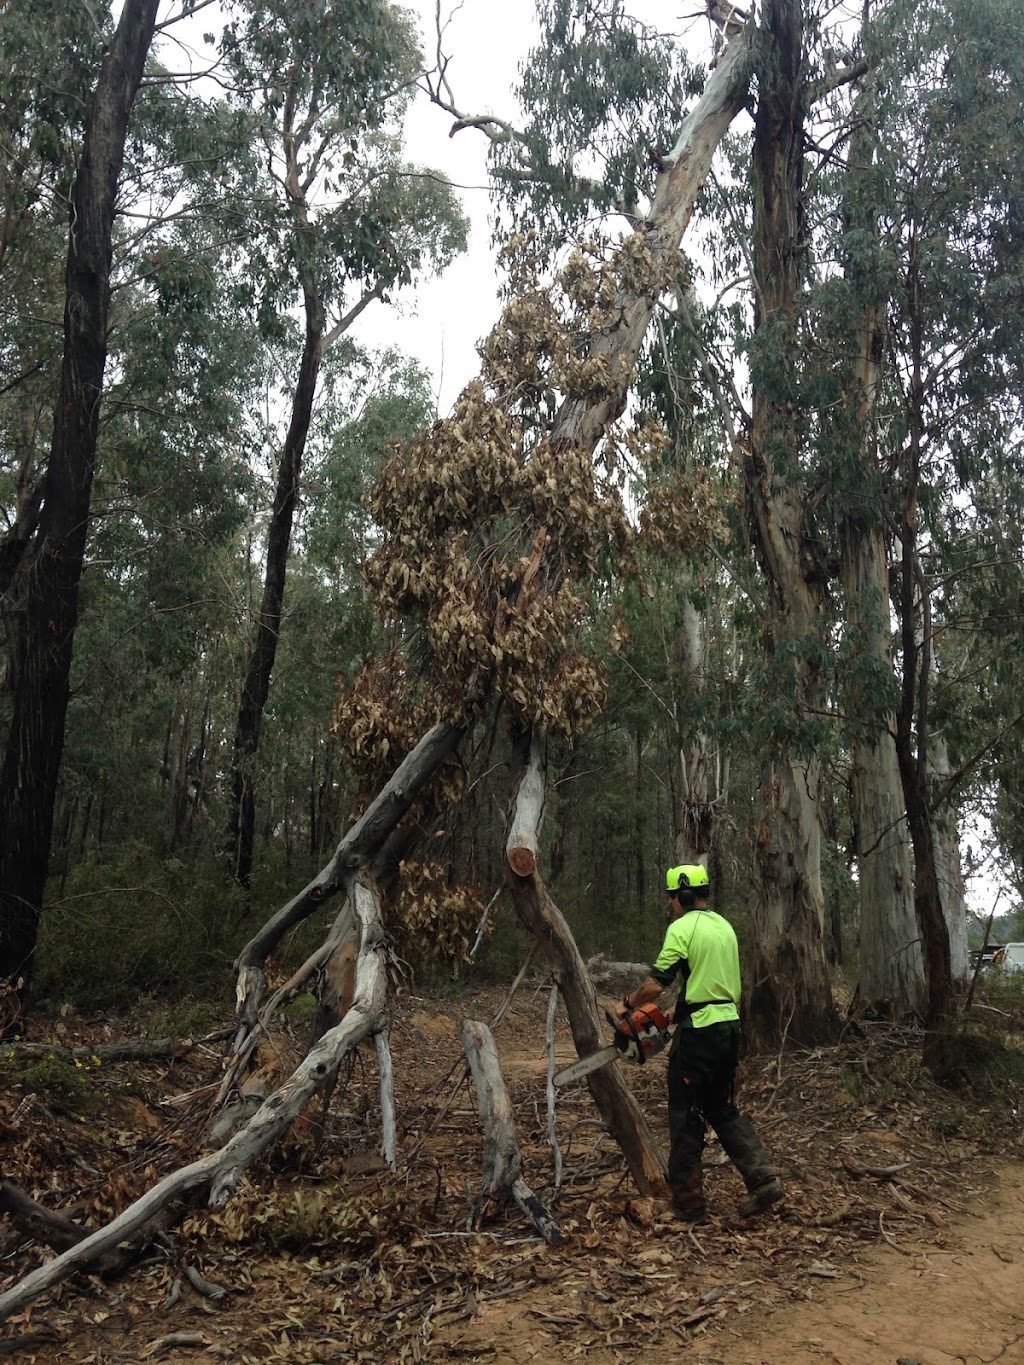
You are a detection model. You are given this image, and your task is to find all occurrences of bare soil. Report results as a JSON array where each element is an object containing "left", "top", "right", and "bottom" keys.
[{"left": 2, "top": 983, "right": 1023, "bottom": 1364}]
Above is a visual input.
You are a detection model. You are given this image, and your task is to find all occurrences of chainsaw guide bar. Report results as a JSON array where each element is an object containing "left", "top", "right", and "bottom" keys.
[{"left": 552, "top": 1003, "right": 674, "bottom": 1088}]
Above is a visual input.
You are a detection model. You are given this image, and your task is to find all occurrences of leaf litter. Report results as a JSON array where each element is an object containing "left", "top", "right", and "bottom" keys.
[{"left": 2, "top": 983, "right": 1023, "bottom": 1363}]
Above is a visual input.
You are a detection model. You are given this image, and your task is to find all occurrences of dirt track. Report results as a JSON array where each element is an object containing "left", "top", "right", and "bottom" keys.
[{"left": 728, "top": 1160, "right": 1024, "bottom": 1364}]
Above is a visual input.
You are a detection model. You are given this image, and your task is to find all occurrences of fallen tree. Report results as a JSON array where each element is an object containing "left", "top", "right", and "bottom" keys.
[
  {"left": 0, "top": 875, "right": 392, "bottom": 1320},
  {"left": 0, "top": 15, "right": 754, "bottom": 1318}
]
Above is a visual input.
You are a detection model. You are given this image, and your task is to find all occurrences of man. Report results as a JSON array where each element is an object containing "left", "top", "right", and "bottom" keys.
[{"left": 614, "top": 863, "right": 783, "bottom": 1224}]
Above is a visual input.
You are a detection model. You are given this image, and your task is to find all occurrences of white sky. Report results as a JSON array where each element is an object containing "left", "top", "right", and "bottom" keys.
[{"left": 352, "top": 0, "right": 540, "bottom": 414}]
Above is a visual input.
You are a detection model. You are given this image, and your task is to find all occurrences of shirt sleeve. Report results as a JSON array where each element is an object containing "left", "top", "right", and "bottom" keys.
[{"left": 651, "top": 918, "right": 691, "bottom": 989}]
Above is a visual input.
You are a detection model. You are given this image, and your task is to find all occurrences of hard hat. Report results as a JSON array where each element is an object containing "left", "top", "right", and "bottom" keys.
[{"left": 665, "top": 864, "right": 710, "bottom": 893}]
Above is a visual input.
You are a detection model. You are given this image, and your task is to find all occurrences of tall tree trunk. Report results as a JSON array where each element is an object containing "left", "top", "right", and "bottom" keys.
[
  {"left": 843, "top": 520, "right": 922, "bottom": 1013},
  {"left": 837, "top": 63, "right": 922, "bottom": 1016},
  {"left": 929, "top": 732, "right": 968, "bottom": 983},
  {"left": 670, "top": 595, "right": 723, "bottom": 862},
  {"left": 895, "top": 240, "right": 955, "bottom": 1074},
  {"left": 227, "top": 277, "right": 324, "bottom": 888},
  {"left": 0, "top": 0, "right": 160, "bottom": 1004},
  {"left": 743, "top": 0, "right": 838, "bottom": 1046}
]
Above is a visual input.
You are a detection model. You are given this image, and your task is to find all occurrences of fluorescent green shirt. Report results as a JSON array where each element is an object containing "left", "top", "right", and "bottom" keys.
[{"left": 651, "top": 907, "right": 741, "bottom": 1028}]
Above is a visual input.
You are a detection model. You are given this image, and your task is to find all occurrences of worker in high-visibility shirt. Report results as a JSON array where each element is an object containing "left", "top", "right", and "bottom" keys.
[{"left": 614, "top": 864, "right": 783, "bottom": 1224}]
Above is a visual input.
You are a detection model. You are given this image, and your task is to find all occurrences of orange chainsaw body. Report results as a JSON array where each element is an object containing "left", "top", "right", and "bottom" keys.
[{"left": 614, "top": 1002, "right": 672, "bottom": 1063}]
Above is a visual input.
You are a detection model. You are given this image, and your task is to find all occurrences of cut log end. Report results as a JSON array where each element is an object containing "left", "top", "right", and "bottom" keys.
[{"left": 506, "top": 847, "right": 537, "bottom": 878}]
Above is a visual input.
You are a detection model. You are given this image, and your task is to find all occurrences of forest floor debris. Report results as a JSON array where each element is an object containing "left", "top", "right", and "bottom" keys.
[{"left": 2, "top": 982, "right": 1023, "bottom": 1363}]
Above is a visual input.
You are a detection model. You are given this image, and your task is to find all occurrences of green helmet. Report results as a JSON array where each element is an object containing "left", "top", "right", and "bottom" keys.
[{"left": 665, "top": 864, "right": 710, "bottom": 894}]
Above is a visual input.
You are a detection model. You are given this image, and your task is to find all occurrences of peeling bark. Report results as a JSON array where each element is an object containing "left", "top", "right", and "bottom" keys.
[
  {"left": 743, "top": 0, "right": 838, "bottom": 1047},
  {"left": 837, "top": 76, "right": 922, "bottom": 1018}
]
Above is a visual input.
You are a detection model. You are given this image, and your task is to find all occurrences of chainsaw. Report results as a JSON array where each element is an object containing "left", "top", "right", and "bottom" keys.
[{"left": 553, "top": 1003, "right": 674, "bottom": 1087}]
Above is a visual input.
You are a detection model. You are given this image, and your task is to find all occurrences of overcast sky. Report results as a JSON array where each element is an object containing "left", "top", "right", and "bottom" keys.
[{"left": 351, "top": 0, "right": 540, "bottom": 415}]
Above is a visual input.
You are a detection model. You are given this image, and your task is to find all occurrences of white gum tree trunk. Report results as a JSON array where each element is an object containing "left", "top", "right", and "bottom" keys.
[
  {"left": 836, "top": 73, "right": 923, "bottom": 1016},
  {"left": 670, "top": 595, "right": 729, "bottom": 864},
  {"left": 929, "top": 732, "right": 969, "bottom": 984},
  {"left": 742, "top": 0, "right": 838, "bottom": 1046},
  {"left": 843, "top": 521, "right": 924, "bottom": 1013}
]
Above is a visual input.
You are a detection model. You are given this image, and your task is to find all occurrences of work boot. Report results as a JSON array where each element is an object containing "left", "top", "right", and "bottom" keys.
[
  {"left": 669, "top": 1169, "right": 707, "bottom": 1225},
  {"left": 738, "top": 1176, "right": 783, "bottom": 1218},
  {"left": 670, "top": 1196, "right": 708, "bottom": 1225}
]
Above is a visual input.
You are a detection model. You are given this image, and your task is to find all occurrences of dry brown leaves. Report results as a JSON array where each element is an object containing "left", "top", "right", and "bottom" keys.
[{"left": 1, "top": 988, "right": 1021, "bottom": 1364}]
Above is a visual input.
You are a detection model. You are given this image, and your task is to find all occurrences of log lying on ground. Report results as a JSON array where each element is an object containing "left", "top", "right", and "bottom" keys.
[
  {"left": 587, "top": 955, "right": 655, "bottom": 997},
  {"left": 459, "top": 1019, "right": 563, "bottom": 1246},
  {"left": 0, "top": 1181, "right": 159, "bottom": 1276},
  {"left": 1, "top": 1036, "right": 220, "bottom": 1064},
  {"left": 0, "top": 876, "right": 392, "bottom": 1322},
  {"left": 505, "top": 730, "right": 668, "bottom": 1196}
]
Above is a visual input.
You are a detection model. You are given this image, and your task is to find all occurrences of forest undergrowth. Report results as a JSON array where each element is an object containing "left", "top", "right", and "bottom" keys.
[{"left": 2, "top": 973, "right": 1024, "bottom": 1363}]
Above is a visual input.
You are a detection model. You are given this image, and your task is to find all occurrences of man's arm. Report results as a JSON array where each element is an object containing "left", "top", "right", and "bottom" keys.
[{"left": 613, "top": 976, "right": 663, "bottom": 1018}]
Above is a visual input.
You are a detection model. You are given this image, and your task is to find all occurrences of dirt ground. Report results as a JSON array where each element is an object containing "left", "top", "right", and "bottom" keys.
[{"left": 2, "top": 981, "right": 1024, "bottom": 1364}]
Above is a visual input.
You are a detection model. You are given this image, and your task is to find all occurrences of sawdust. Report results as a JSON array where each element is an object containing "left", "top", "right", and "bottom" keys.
[{"left": 2, "top": 983, "right": 1023, "bottom": 1363}]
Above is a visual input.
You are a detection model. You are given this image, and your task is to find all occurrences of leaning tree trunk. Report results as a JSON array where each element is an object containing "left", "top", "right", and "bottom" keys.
[
  {"left": 232, "top": 719, "right": 466, "bottom": 1027},
  {"left": 742, "top": 0, "right": 838, "bottom": 1047},
  {"left": 505, "top": 730, "right": 668, "bottom": 1195},
  {"left": 227, "top": 273, "right": 324, "bottom": 888},
  {"left": 0, "top": 0, "right": 160, "bottom": 1005}
]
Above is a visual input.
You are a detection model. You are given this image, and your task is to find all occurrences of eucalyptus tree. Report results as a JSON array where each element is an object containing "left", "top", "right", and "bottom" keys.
[
  {"left": 814, "top": 56, "right": 923, "bottom": 1016},
  {"left": 216, "top": 0, "right": 467, "bottom": 888},
  {"left": 865, "top": 0, "right": 1024, "bottom": 1052},
  {"left": 493, "top": 0, "right": 878, "bottom": 1044},
  {"left": 0, "top": 0, "right": 161, "bottom": 1001},
  {"left": 0, "top": 0, "right": 101, "bottom": 593}
]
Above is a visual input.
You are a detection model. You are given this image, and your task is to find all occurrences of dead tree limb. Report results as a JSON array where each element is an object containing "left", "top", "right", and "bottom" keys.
[
  {"left": 0, "top": 875, "right": 391, "bottom": 1322},
  {"left": 459, "top": 1019, "right": 563, "bottom": 1246},
  {"left": 505, "top": 729, "right": 669, "bottom": 1196},
  {"left": 544, "top": 985, "right": 563, "bottom": 1190},
  {"left": 233, "top": 720, "right": 465, "bottom": 1026},
  {"left": 0, "top": 1037, "right": 206, "bottom": 1064},
  {"left": 0, "top": 1180, "right": 160, "bottom": 1276}
]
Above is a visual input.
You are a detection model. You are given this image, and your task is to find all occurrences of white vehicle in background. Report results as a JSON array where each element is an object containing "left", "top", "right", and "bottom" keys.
[{"left": 996, "top": 942, "right": 1024, "bottom": 973}]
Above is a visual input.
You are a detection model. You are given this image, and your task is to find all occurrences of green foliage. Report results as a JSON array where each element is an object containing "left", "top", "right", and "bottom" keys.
[
  {"left": 33, "top": 850, "right": 254, "bottom": 1010},
  {"left": 497, "top": 0, "right": 702, "bottom": 252},
  {"left": 0, "top": 1048, "right": 95, "bottom": 1106}
]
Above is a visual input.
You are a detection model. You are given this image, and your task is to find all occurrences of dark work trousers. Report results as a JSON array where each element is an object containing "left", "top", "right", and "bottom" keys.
[{"left": 666, "top": 1019, "right": 777, "bottom": 1200}]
